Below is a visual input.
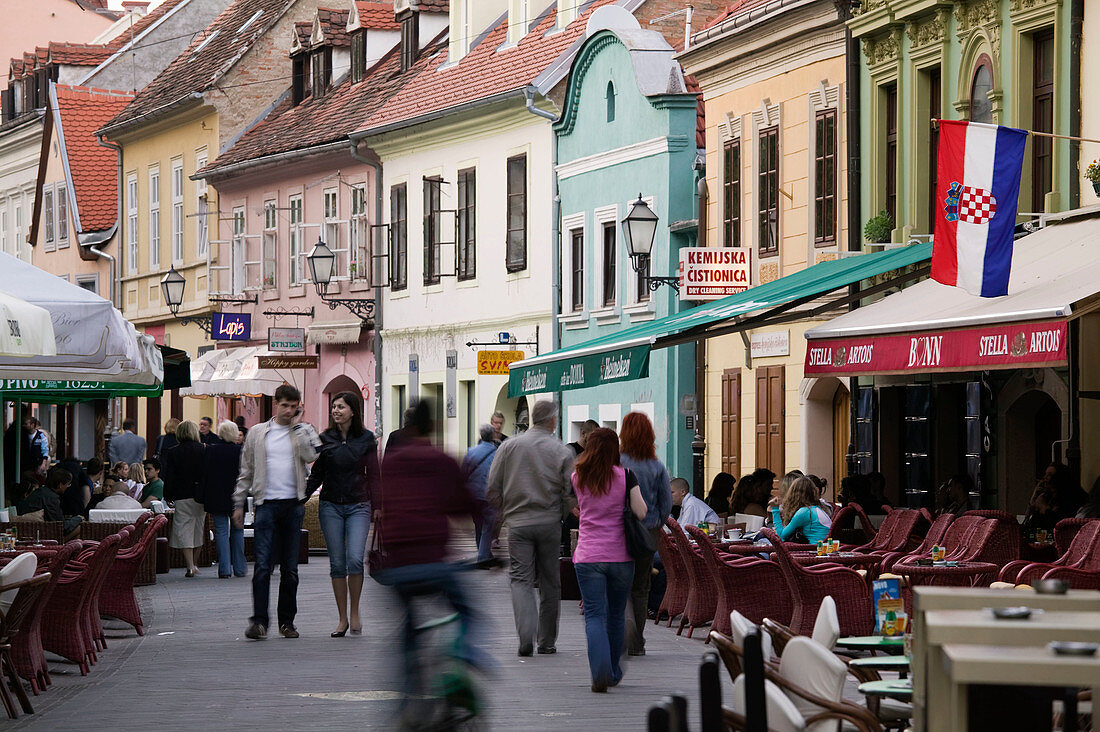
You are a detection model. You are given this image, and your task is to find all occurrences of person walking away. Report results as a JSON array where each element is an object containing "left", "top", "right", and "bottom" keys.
[
  {"left": 462, "top": 425, "right": 500, "bottom": 567},
  {"left": 154, "top": 418, "right": 180, "bottom": 458},
  {"left": 572, "top": 428, "right": 648, "bottom": 692},
  {"left": 307, "top": 391, "right": 379, "bottom": 637},
  {"left": 199, "top": 417, "right": 223, "bottom": 445},
  {"left": 770, "top": 476, "right": 832, "bottom": 544},
  {"left": 670, "top": 478, "right": 718, "bottom": 532},
  {"left": 163, "top": 420, "right": 207, "bottom": 576},
  {"left": 487, "top": 400, "right": 575, "bottom": 656},
  {"left": 204, "top": 422, "right": 246, "bottom": 578},
  {"left": 108, "top": 419, "right": 147, "bottom": 466},
  {"left": 140, "top": 458, "right": 164, "bottom": 506},
  {"left": 618, "top": 412, "right": 672, "bottom": 657},
  {"left": 375, "top": 399, "right": 489, "bottom": 722},
  {"left": 233, "top": 385, "right": 321, "bottom": 640}
]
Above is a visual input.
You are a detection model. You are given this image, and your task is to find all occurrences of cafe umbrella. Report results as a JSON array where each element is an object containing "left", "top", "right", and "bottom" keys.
[{"left": 0, "top": 290, "right": 56, "bottom": 358}]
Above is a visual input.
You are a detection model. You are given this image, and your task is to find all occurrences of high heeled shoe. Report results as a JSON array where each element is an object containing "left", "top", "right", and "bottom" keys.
[{"left": 330, "top": 628, "right": 347, "bottom": 638}]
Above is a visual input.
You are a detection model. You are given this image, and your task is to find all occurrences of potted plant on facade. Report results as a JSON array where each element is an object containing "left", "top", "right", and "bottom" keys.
[
  {"left": 864, "top": 209, "right": 894, "bottom": 245},
  {"left": 1086, "top": 159, "right": 1100, "bottom": 197}
]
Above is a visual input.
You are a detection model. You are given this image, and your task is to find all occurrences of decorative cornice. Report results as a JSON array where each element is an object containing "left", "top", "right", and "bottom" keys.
[
  {"left": 853, "top": 0, "right": 890, "bottom": 17},
  {"left": 954, "top": 0, "right": 998, "bottom": 33},
  {"left": 862, "top": 29, "right": 901, "bottom": 65},
  {"left": 556, "top": 136, "right": 687, "bottom": 179},
  {"left": 1009, "top": 0, "right": 1058, "bottom": 15},
  {"left": 905, "top": 9, "right": 949, "bottom": 48}
]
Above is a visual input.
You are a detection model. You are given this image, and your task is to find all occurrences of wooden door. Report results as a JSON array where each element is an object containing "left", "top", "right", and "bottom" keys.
[
  {"left": 755, "top": 366, "right": 785, "bottom": 476},
  {"left": 145, "top": 396, "right": 161, "bottom": 458},
  {"left": 721, "top": 369, "right": 740, "bottom": 476}
]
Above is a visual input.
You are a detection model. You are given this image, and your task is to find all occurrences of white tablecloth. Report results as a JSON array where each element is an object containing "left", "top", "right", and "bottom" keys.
[{"left": 88, "top": 508, "right": 148, "bottom": 523}]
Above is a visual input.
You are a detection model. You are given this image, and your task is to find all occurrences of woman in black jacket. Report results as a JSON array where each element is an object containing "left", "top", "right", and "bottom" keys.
[
  {"left": 307, "top": 391, "right": 380, "bottom": 637},
  {"left": 163, "top": 420, "right": 207, "bottom": 577},
  {"left": 204, "top": 421, "right": 245, "bottom": 578}
]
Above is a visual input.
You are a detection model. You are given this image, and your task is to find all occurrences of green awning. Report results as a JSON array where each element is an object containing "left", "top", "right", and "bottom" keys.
[
  {"left": 0, "top": 378, "right": 163, "bottom": 404},
  {"left": 508, "top": 242, "right": 932, "bottom": 397}
]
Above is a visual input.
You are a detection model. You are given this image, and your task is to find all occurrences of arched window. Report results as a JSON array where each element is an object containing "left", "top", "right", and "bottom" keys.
[
  {"left": 969, "top": 56, "right": 994, "bottom": 124},
  {"left": 606, "top": 80, "right": 616, "bottom": 123}
]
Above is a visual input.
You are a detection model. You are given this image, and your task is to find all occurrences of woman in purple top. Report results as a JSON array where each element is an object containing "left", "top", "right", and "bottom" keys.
[{"left": 572, "top": 428, "right": 648, "bottom": 692}]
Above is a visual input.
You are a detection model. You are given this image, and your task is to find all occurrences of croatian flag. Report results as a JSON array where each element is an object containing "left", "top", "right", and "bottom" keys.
[{"left": 931, "top": 120, "right": 1027, "bottom": 298}]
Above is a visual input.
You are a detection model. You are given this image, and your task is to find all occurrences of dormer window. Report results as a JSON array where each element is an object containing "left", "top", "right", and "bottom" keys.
[
  {"left": 400, "top": 11, "right": 419, "bottom": 72},
  {"left": 292, "top": 53, "right": 309, "bottom": 105},
  {"left": 311, "top": 46, "right": 331, "bottom": 98},
  {"left": 350, "top": 30, "right": 366, "bottom": 83}
]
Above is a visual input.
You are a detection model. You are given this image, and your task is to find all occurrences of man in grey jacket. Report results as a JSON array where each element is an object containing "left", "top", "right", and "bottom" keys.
[
  {"left": 487, "top": 400, "right": 575, "bottom": 656},
  {"left": 108, "top": 419, "right": 147, "bottom": 466},
  {"left": 233, "top": 384, "right": 321, "bottom": 640}
]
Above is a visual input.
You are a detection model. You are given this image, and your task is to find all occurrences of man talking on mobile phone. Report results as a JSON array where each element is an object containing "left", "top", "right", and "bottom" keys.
[{"left": 233, "top": 384, "right": 321, "bottom": 640}]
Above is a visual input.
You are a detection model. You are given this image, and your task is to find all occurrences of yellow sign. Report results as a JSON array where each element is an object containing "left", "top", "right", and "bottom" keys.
[{"left": 477, "top": 350, "right": 525, "bottom": 375}]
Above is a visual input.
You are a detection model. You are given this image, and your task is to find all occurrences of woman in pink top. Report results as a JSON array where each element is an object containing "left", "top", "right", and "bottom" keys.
[{"left": 572, "top": 428, "right": 648, "bottom": 692}]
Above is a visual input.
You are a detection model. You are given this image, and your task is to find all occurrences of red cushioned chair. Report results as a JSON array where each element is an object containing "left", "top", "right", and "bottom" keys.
[
  {"left": 41, "top": 534, "right": 121, "bottom": 675},
  {"left": 761, "top": 528, "right": 873, "bottom": 637},
  {"left": 655, "top": 524, "right": 690, "bottom": 627},
  {"left": 100, "top": 514, "right": 167, "bottom": 636},
  {"left": 12, "top": 541, "right": 79, "bottom": 695},
  {"left": 666, "top": 517, "right": 718, "bottom": 638},
  {"left": 686, "top": 524, "right": 792, "bottom": 637},
  {"left": 960, "top": 511, "right": 1020, "bottom": 569},
  {"left": 0, "top": 573, "right": 50, "bottom": 719},
  {"left": 879, "top": 513, "right": 953, "bottom": 573},
  {"left": 1000, "top": 520, "right": 1100, "bottom": 585}
]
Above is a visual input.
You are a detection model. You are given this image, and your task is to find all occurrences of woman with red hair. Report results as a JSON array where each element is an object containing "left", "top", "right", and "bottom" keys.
[
  {"left": 618, "top": 411, "right": 672, "bottom": 655},
  {"left": 572, "top": 427, "right": 648, "bottom": 692}
]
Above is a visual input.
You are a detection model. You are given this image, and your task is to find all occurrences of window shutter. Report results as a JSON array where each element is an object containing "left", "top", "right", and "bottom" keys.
[{"left": 721, "top": 369, "right": 740, "bottom": 476}]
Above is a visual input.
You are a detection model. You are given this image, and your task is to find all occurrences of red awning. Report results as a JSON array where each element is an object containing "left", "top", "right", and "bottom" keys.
[{"left": 804, "top": 319, "right": 1067, "bottom": 376}]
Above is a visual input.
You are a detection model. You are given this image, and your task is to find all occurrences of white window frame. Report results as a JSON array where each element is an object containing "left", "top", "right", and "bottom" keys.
[
  {"left": 42, "top": 187, "right": 55, "bottom": 250},
  {"left": 14, "top": 204, "right": 22, "bottom": 258},
  {"left": 349, "top": 184, "right": 369, "bottom": 282},
  {"left": 56, "top": 184, "right": 68, "bottom": 247},
  {"left": 126, "top": 174, "right": 138, "bottom": 274},
  {"left": 148, "top": 165, "right": 160, "bottom": 269},
  {"left": 231, "top": 206, "right": 246, "bottom": 295},
  {"left": 323, "top": 187, "right": 348, "bottom": 281},
  {"left": 560, "top": 211, "right": 586, "bottom": 325},
  {"left": 262, "top": 200, "right": 277, "bottom": 289},
  {"left": 0, "top": 208, "right": 7, "bottom": 256},
  {"left": 289, "top": 194, "right": 303, "bottom": 286},
  {"left": 171, "top": 159, "right": 184, "bottom": 263},
  {"left": 591, "top": 204, "right": 619, "bottom": 322},
  {"left": 195, "top": 150, "right": 209, "bottom": 259}
]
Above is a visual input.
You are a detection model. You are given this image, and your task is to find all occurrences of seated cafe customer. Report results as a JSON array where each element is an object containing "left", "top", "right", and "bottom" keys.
[
  {"left": 769, "top": 476, "right": 832, "bottom": 544},
  {"left": 18, "top": 466, "right": 83, "bottom": 534},
  {"left": 670, "top": 477, "right": 718, "bottom": 531}
]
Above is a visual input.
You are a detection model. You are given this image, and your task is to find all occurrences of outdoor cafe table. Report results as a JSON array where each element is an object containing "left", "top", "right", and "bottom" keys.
[
  {"left": 851, "top": 655, "right": 911, "bottom": 675},
  {"left": 835, "top": 635, "right": 905, "bottom": 654},
  {"left": 912, "top": 595, "right": 1100, "bottom": 731},
  {"left": 858, "top": 679, "right": 913, "bottom": 702},
  {"left": 891, "top": 560, "right": 999, "bottom": 586},
  {"left": 790, "top": 551, "right": 882, "bottom": 572},
  {"left": 941, "top": 644, "right": 1100, "bottom": 731}
]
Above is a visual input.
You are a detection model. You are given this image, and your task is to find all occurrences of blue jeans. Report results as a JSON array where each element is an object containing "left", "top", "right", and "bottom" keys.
[
  {"left": 575, "top": 561, "right": 634, "bottom": 686},
  {"left": 374, "top": 563, "right": 489, "bottom": 698},
  {"left": 472, "top": 501, "right": 495, "bottom": 563},
  {"left": 318, "top": 500, "right": 370, "bottom": 578},
  {"left": 211, "top": 513, "right": 246, "bottom": 577},
  {"left": 251, "top": 499, "right": 304, "bottom": 628}
]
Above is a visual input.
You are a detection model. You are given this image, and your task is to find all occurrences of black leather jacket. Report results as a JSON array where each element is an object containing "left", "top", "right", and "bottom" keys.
[{"left": 306, "top": 429, "right": 379, "bottom": 505}]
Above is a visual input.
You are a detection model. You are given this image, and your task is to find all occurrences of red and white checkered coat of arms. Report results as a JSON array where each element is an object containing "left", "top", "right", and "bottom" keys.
[{"left": 944, "top": 182, "right": 997, "bottom": 225}]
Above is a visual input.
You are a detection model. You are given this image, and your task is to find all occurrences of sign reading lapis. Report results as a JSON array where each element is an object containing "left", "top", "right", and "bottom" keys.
[{"left": 211, "top": 312, "right": 251, "bottom": 341}]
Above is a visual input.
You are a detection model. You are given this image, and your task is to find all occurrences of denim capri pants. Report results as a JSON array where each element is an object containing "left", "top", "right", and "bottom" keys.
[{"left": 318, "top": 500, "right": 371, "bottom": 578}]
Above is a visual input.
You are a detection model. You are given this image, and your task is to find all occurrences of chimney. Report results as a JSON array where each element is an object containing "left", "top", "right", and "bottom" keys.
[{"left": 121, "top": 1, "right": 150, "bottom": 15}]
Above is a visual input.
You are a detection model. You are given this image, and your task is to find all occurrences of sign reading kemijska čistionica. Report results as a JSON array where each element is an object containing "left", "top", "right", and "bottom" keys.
[
  {"left": 211, "top": 312, "right": 251, "bottom": 341},
  {"left": 268, "top": 327, "right": 306, "bottom": 352},
  {"left": 679, "top": 247, "right": 751, "bottom": 300},
  {"left": 508, "top": 345, "right": 650, "bottom": 397}
]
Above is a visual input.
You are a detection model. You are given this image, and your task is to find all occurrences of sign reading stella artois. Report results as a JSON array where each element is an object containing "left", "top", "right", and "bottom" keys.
[
  {"left": 804, "top": 320, "right": 1067, "bottom": 376},
  {"left": 678, "top": 247, "right": 751, "bottom": 300}
]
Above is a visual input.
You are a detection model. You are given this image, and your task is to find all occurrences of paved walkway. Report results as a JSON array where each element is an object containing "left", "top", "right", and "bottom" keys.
[{"left": 13, "top": 538, "right": 713, "bottom": 731}]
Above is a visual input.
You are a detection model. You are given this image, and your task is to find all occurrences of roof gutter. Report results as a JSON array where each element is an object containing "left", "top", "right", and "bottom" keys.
[
  {"left": 350, "top": 88, "right": 527, "bottom": 142},
  {"left": 685, "top": 0, "right": 818, "bottom": 50},
  {"left": 97, "top": 90, "right": 203, "bottom": 138},
  {"left": 192, "top": 139, "right": 350, "bottom": 182}
]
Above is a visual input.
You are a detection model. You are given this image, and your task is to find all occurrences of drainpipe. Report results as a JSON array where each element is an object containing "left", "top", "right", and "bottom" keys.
[
  {"left": 523, "top": 86, "right": 562, "bottom": 432},
  {"left": 348, "top": 141, "right": 385, "bottom": 435},
  {"left": 94, "top": 132, "right": 123, "bottom": 309}
]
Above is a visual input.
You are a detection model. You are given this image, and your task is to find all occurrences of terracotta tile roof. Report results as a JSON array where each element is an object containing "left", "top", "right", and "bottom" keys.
[
  {"left": 353, "top": 1, "right": 399, "bottom": 31},
  {"left": 417, "top": 0, "right": 448, "bottom": 12},
  {"left": 202, "top": 40, "right": 418, "bottom": 175},
  {"left": 355, "top": 0, "right": 617, "bottom": 136},
  {"left": 103, "top": 0, "right": 296, "bottom": 133},
  {"left": 52, "top": 85, "right": 134, "bottom": 232},
  {"left": 316, "top": 8, "right": 350, "bottom": 46},
  {"left": 45, "top": 43, "right": 115, "bottom": 66},
  {"left": 294, "top": 20, "right": 313, "bottom": 49},
  {"left": 684, "top": 74, "right": 705, "bottom": 149}
]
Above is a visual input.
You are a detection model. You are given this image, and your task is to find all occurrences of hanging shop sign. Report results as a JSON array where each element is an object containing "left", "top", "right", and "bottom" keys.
[
  {"left": 268, "top": 327, "right": 306, "bottom": 352},
  {"left": 804, "top": 319, "right": 1067, "bottom": 376},
  {"left": 477, "top": 350, "right": 526, "bottom": 375},
  {"left": 256, "top": 355, "right": 319, "bottom": 369},
  {"left": 679, "top": 247, "right": 751, "bottom": 300},
  {"left": 750, "top": 330, "right": 790, "bottom": 358},
  {"left": 211, "top": 312, "right": 252, "bottom": 341}
]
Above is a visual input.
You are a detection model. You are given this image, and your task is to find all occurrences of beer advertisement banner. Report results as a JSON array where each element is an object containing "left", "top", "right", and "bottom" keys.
[
  {"left": 804, "top": 319, "right": 1066, "bottom": 376},
  {"left": 508, "top": 344, "right": 650, "bottom": 397}
]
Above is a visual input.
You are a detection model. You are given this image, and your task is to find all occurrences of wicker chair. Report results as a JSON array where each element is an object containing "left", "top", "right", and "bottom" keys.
[
  {"left": 100, "top": 515, "right": 168, "bottom": 636},
  {"left": 852, "top": 509, "right": 907, "bottom": 554},
  {"left": 686, "top": 524, "right": 791, "bottom": 636},
  {"left": 828, "top": 504, "right": 877, "bottom": 548},
  {"left": 655, "top": 526, "right": 690, "bottom": 626},
  {"left": 41, "top": 534, "right": 121, "bottom": 674},
  {"left": 879, "top": 514, "right": 953, "bottom": 573},
  {"left": 938, "top": 515, "right": 987, "bottom": 560},
  {"left": 12, "top": 542, "right": 78, "bottom": 695},
  {"left": 761, "top": 528, "right": 874, "bottom": 637},
  {"left": 1054, "top": 517, "right": 1094, "bottom": 555},
  {"left": 962, "top": 513, "right": 1020, "bottom": 568},
  {"left": 999, "top": 520, "right": 1100, "bottom": 585},
  {"left": 667, "top": 517, "right": 718, "bottom": 637},
  {"left": 1037, "top": 532, "right": 1100, "bottom": 589},
  {"left": 0, "top": 574, "right": 50, "bottom": 719}
]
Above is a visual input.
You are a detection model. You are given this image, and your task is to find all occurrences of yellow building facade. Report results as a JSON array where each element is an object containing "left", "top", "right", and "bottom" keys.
[{"left": 681, "top": 0, "right": 852, "bottom": 494}]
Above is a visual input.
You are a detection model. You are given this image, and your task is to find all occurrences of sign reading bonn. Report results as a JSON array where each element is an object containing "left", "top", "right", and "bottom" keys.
[{"left": 679, "top": 247, "right": 751, "bottom": 300}]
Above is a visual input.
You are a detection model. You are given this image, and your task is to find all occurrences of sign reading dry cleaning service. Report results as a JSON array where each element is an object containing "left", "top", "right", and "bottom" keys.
[{"left": 477, "top": 350, "right": 525, "bottom": 375}]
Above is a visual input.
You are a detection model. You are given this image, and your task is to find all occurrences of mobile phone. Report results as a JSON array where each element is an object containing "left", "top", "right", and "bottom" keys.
[{"left": 295, "top": 407, "right": 303, "bottom": 417}]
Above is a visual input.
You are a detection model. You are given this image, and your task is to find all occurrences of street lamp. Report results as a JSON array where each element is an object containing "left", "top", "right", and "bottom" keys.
[
  {"left": 159, "top": 266, "right": 211, "bottom": 333},
  {"left": 306, "top": 237, "right": 376, "bottom": 322},
  {"left": 622, "top": 194, "right": 677, "bottom": 292}
]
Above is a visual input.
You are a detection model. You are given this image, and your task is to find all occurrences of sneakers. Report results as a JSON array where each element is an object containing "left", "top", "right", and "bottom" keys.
[
  {"left": 245, "top": 623, "right": 267, "bottom": 640},
  {"left": 537, "top": 646, "right": 556, "bottom": 655},
  {"left": 279, "top": 624, "right": 300, "bottom": 639},
  {"left": 518, "top": 643, "right": 533, "bottom": 657}
]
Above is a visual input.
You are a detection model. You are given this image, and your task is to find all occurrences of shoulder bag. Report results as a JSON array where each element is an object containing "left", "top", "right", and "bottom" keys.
[
  {"left": 623, "top": 469, "right": 655, "bottom": 560},
  {"left": 367, "top": 511, "right": 386, "bottom": 577}
]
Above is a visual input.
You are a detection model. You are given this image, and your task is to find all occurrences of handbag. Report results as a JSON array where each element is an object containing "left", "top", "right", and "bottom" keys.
[
  {"left": 367, "top": 510, "right": 385, "bottom": 577},
  {"left": 622, "top": 469, "right": 655, "bottom": 560}
]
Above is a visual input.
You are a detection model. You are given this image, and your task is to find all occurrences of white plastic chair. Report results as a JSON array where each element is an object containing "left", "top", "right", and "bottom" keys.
[
  {"left": 0, "top": 553, "right": 37, "bottom": 614},
  {"left": 730, "top": 609, "right": 774, "bottom": 662},
  {"left": 731, "top": 675, "right": 806, "bottom": 732},
  {"left": 811, "top": 595, "right": 840, "bottom": 651},
  {"left": 778, "top": 636, "right": 849, "bottom": 732}
]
